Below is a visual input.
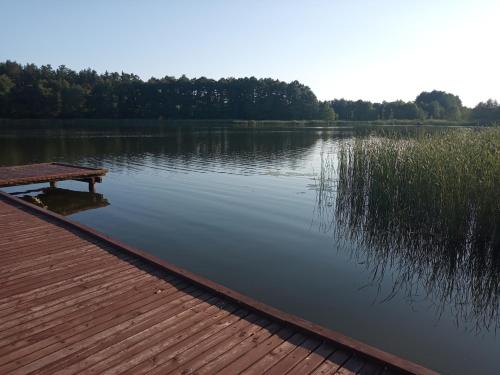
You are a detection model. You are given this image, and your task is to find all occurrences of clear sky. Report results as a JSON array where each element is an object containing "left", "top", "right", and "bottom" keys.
[{"left": 1, "top": 0, "right": 499, "bottom": 107}]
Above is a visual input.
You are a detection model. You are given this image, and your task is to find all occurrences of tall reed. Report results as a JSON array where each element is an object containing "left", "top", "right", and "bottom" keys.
[{"left": 318, "top": 127, "right": 500, "bottom": 331}]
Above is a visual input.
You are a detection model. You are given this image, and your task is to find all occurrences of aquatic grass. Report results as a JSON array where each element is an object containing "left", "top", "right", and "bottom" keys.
[
  {"left": 317, "top": 127, "right": 500, "bottom": 331},
  {"left": 339, "top": 128, "right": 499, "bottom": 252}
]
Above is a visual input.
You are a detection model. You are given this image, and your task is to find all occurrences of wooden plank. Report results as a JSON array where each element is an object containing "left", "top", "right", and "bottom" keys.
[
  {"left": 119, "top": 310, "right": 252, "bottom": 375},
  {"left": 310, "top": 350, "right": 353, "bottom": 374},
  {"left": 0, "top": 193, "right": 439, "bottom": 375},
  {"left": 193, "top": 323, "right": 284, "bottom": 374},
  {"left": 0, "top": 272, "right": 154, "bottom": 334},
  {"left": 0, "top": 275, "right": 184, "bottom": 351},
  {"left": 265, "top": 336, "right": 323, "bottom": 374},
  {"left": 0, "top": 259, "right": 141, "bottom": 308},
  {"left": 0, "top": 163, "right": 107, "bottom": 187},
  {"left": 0, "top": 261, "right": 143, "bottom": 318},
  {"left": 0, "top": 256, "right": 134, "bottom": 298},
  {"left": 23, "top": 287, "right": 206, "bottom": 375},
  {"left": 239, "top": 332, "right": 308, "bottom": 374},
  {"left": 78, "top": 299, "right": 238, "bottom": 375},
  {"left": 0, "top": 290, "right": 209, "bottom": 373},
  {"left": 0, "top": 246, "right": 119, "bottom": 284},
  {"left": 216, "top": 327, "right": 298, "bottom": 374},
  {"left": 286, "top": 342, "right": 338, "bottom": 375},
  {"left": 1, "top": 192, "right": 437, "bottom": 375},
  {"left": 0, "top": 247, "right": 105, "bottom": 276},
  {"left": 167, "top": 320, "right": 276, "bottom": 375},
  {"left": 144, "top": 315, "right": 269, "bottom": 375}
]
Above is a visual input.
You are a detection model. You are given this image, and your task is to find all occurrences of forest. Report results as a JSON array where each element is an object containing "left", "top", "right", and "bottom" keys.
[
  {"left": 0, "top": 61, "right": 332, "bottom": 121},
  {"left": 330, "top": 94, "right": 500, "bottom": 123},
  {"left": 0, "top": 61, "right": 498, "bottom": 123}
]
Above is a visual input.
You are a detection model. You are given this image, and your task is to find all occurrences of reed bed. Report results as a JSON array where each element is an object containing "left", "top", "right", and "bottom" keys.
[{"left": 317, "top": 127, "right": 500, "bottom": 331}]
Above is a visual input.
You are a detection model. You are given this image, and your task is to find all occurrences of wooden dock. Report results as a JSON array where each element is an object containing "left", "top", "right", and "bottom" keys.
[
  {"left": 0, "top": 163, "right": 107, "bottom": 192},
  {"left": 0, "top": 191, "right": 438, "bottom": 375}
]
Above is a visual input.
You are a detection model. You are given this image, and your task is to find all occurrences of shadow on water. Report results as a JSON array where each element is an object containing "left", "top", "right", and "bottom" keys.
[
  {"left": 14, "top": 187, "right": 110, "bottom": 216},
  {"left": 314, "top": 128, "right": 500, "bottom": 333}
]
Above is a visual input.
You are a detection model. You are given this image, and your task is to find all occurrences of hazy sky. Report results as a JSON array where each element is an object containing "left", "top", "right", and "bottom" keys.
[{"left": 2, "top": 0, "right": 499, "bottom": 106}]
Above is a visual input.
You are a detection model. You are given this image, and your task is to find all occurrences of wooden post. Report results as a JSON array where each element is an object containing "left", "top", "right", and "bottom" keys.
[
  {"left": 88, "top": 178, "right": 96, "bottom": 193},
  {"left": 49, "top": 181, "right": 57, "bottom": 188}
]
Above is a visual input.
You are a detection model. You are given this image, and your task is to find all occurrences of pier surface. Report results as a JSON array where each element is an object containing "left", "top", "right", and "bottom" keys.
[
  {"left": 0, "top": 163, "right": 106, "bottom": 189},
  {"left": 0, "top": 192, "right": 438, "bottom": 375}
]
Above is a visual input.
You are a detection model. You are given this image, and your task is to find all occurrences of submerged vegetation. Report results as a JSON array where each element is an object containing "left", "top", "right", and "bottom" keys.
[{"left": 316, "top": 127, "right": 500, "bottom": 331}]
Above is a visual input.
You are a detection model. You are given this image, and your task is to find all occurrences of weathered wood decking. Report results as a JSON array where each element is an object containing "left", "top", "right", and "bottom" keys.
[
  {"left": 0, "top": 192, "right": 438, "bottom": 375},
  {"left": 0, "top": 163, "right": 107, "bottom": 191}
]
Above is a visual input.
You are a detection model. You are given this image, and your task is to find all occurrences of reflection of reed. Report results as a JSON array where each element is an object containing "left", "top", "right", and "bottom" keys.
[{"left": 315, "top": 128, "right": 500, "bottom": 332}]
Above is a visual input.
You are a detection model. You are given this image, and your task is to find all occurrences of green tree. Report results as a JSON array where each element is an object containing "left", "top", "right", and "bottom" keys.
[
  {"left": 471, "top": 99, "right": 500, "bottom": 124},
  {"left": 318, "top": 101, "right": 335, "bottom": 121},
  {"left": 416, "top": 90, "right": 464, "bottom": 120},
  {"left": 0, "top": 74, "right": 14, "bottom": 116},
  {"left": 60, "top": 85, "right": 86, "bottom": 117}
]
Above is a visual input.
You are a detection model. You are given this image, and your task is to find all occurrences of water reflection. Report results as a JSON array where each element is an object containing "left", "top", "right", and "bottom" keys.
[
  {"left": 3, "top": 124, "right": 500, "bottom": 373},
  {"left": 314, "top": 136, "right": 500, "bottom": 333},
  {"left": 17, "top": 187, "right": 109, "bottom": 216},
  {"left": 0, "top": 127, "right": 345, "bottom": 176}
]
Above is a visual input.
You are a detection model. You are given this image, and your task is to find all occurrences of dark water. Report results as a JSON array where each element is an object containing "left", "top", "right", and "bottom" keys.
[{"left": 1, "top": 124, "right": 498, "bottom": 375}]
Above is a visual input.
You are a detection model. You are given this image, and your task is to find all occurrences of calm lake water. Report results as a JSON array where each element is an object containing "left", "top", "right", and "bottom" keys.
[{"left": 1, "top": 123, "right": 498, "bottom": 375}]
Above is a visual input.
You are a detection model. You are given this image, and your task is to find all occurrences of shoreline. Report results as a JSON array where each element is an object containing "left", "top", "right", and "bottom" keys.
[{"left": 0, "top": 118, "right": 480, "bottom": 129}]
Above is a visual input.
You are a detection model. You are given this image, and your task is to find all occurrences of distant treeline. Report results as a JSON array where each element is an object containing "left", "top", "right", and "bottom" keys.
[
  {"left": 330, "top": 93, "right": 500, "bottom": 124},
  {"left": 0, "top": 60, "right": 498, "bottom": 123},
  {"left": 0, "top": 61, "right": 333, "bottom": 120}
]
